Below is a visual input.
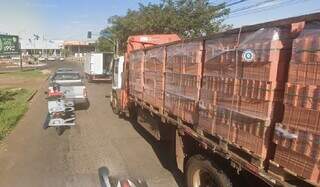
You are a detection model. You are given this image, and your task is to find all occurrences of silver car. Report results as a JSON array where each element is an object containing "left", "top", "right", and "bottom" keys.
[{"left": 49, "top": 70, "right": 89, "bottom": 109}]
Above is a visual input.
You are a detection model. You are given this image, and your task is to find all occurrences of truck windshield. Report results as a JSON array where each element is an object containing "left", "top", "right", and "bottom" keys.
[{"left": 53, "top": 73, "right": 81, "bottom": 80}]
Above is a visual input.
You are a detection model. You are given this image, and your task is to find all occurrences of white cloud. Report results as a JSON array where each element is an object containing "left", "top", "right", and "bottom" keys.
[{"left": 26, "top": 2, "right": 57, "bottom": 8}]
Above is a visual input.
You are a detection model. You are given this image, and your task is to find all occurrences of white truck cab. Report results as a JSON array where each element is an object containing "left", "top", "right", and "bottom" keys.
[
  {"left": 112, "top": 56, "right": 124, "bottom": 90},
  {"left": 110, "top": 56, "right": 124, "bottom": 114}
]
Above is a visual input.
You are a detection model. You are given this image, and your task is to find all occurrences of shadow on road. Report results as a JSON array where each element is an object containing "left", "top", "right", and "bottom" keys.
[
  {"left": 42, "top": 113, "right": 50, "bottom": 130},
  {"left": 127, "top": 119, "right": 185, "bottom": 187}
]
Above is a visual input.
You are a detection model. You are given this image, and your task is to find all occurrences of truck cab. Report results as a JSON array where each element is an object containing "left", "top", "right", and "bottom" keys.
[
  {"left": 112, "top": 56, "right": 124, "bottom": 90},
  {"left": 110, "top": 56, "right": 124, "bottom": 114}
]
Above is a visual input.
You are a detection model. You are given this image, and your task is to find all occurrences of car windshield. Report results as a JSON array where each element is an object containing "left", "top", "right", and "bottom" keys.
[{"left": 53, "top": 73, "right": 80, "bottom": 80}]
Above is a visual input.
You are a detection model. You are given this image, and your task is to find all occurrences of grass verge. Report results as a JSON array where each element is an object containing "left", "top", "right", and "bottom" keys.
[
  {"left": 0, "top": 88, "right": 32, "bottom": 140},
  {"left": 0, "top": 69, "right": 44, "bottom": 78}
]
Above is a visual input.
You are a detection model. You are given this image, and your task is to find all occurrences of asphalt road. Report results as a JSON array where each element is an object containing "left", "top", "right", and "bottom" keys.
[{"left": 0, "top": 61, "right": 182, "bottom": 187}]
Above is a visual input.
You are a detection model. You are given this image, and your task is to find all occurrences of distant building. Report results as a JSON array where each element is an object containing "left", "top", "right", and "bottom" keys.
[
  {"left": 63, "top": 40, "right": 95, "bottom": 57},
  {"left": 7, "top": 35, "right": 96, "bottom": 58},
  {"left": 20, "top": 38, "right": 64, "bottom": 57}
]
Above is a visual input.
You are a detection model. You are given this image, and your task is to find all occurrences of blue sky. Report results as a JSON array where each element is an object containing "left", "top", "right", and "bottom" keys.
[{"left": 0, "top": 0, "right": 319, "bottom": 41}]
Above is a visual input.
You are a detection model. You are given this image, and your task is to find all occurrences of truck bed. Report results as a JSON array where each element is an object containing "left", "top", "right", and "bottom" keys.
[{"left": 126, "top": 13, "right": 320, "bottom": 186}]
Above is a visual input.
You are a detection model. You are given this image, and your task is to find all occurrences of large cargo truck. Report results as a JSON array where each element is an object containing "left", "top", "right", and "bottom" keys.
[
  {"left": 111, "top": 13, "right": 320, "bottom": 187},
  {"left": 84, "top": 52, "right": 113, "bottom": 82}
]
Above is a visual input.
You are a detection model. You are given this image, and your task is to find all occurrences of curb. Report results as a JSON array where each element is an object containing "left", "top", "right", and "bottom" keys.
[
  {"left": 27, "top": 90, "right": 38, "bottom": 102},
  {"left": 27, "top": 74, "right": 50, "bottom": 102}
]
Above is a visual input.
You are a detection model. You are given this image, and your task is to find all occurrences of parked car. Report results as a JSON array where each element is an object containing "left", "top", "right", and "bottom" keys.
[
  {"left": 11, "top": 56, "right": 21, "bottom": 60},
  {"left": 48, "top": 56, "right": 56, "bottom": 61},
  {"left": 38, "top": 56, "right": 47, "bottom": 61},
  {"left": 49, "top": 70, "right": 89, "bottom": 109}
]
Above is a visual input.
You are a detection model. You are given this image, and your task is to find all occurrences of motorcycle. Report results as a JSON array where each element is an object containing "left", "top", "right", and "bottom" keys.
[{"left": 46, "top": 83, "right": 76, "bottom": 135}]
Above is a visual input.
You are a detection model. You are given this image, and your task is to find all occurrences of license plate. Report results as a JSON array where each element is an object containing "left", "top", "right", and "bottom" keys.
[{"left": 49, "top": 119, "right": 64, "bottom": 126}]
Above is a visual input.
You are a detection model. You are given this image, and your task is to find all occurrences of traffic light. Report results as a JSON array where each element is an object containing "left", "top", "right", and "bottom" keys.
[{"left": 87, "top": 31, "right": 92, "bottom": 39}]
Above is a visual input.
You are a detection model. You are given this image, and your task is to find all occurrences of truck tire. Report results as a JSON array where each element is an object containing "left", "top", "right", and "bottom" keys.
[{"left": 186, "top": 155, "right": 232, "bottom": 187}]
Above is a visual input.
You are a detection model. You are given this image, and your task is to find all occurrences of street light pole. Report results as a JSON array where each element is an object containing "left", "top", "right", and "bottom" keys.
[
  {"left": 92, "top": 32, "right": 118, "bottom": 58},
  {"left": 101, "top": 36, "right": 118, "bottom": 58},
  {"left": 19, "top": 42, "right": 23, "bottom": 70},
  {"left": 115, "top": 40, "right": 119, "bottom": 58}
]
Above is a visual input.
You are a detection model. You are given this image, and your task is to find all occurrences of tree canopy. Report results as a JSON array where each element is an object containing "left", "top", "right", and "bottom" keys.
[{"left": 98, "top": 0, "right": 230, "bottom": 53}]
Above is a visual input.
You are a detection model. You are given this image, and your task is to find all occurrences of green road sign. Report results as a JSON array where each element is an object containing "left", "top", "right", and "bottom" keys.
[{"left": 0, "top": 35, "right": 20, "bottom": 55}]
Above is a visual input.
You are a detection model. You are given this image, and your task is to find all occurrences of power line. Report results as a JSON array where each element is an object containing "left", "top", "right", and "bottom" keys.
[
  {"left": 225, "top": 0, "right": 250, "bottom": 7},
  {"left": 231, "top": 0, "right": 278, "bottom": 13},
  {"left": 210, "top": 0, "right": 250, "bottom": 8},
  {"left": 226, "top": 0, "right": 303, "bottom": 19}
]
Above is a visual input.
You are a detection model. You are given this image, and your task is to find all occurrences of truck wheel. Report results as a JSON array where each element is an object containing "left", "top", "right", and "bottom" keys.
[{"left": 186, "top": 155, "right": 232, "bottom": 187}]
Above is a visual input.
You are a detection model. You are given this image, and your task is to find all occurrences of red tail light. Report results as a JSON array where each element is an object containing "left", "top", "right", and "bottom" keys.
[
  {"left": 48, "top": 87, "right": 63, "bottom": 97},
  {"left": 53, "top": 112, "right": 62, "bottom": 118}
]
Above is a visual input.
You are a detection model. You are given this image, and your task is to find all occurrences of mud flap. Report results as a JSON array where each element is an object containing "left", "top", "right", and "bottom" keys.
[{"left": 176, "top": 131, "right": 185, "bottom": 173}]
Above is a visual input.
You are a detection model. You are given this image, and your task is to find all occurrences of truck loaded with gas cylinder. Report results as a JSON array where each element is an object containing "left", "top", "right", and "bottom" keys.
[{"left": 110, "top": 13, "right": 320, "bottom": 187}]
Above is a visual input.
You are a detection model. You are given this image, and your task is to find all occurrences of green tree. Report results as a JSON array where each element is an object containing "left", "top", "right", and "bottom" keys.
[
  {"left": 96, "top": 37, "right": 114, "bottom": 53},
  {"left": 98, "top": 0, "right": 230, "bottom": 53}
]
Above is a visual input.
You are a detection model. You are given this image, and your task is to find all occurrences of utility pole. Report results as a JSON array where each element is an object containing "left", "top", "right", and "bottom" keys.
[
  {"left": 89, "top": 31, "right": 118, "bottom": 57},
  {"left": 19, "top": 42, "right": 23, "bottom": 70},
  {"left": 115, "top": 40, "right": 119, "bottom": 58}
]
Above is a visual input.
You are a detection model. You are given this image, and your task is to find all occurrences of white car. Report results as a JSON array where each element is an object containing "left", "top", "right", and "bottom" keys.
[
  {"left": 11, "top": 56, "right": 21, "bottom": 60},
  {"left": 59, "top": 57, "right": 65, "bottom": 61},
  {"left": 38, "top": 57, "right": 46, "bottom": 61},
  {"left": 48, "top": 56, "right": 56, "bottom": 61}
]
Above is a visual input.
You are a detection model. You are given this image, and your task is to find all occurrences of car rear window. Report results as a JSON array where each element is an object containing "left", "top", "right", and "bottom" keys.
[
  {"left": 53, "top": 73, "right": 80, "bottom": 80},
  {"left": 57, "top": 68, "right": 73, "bottom": 72}
]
